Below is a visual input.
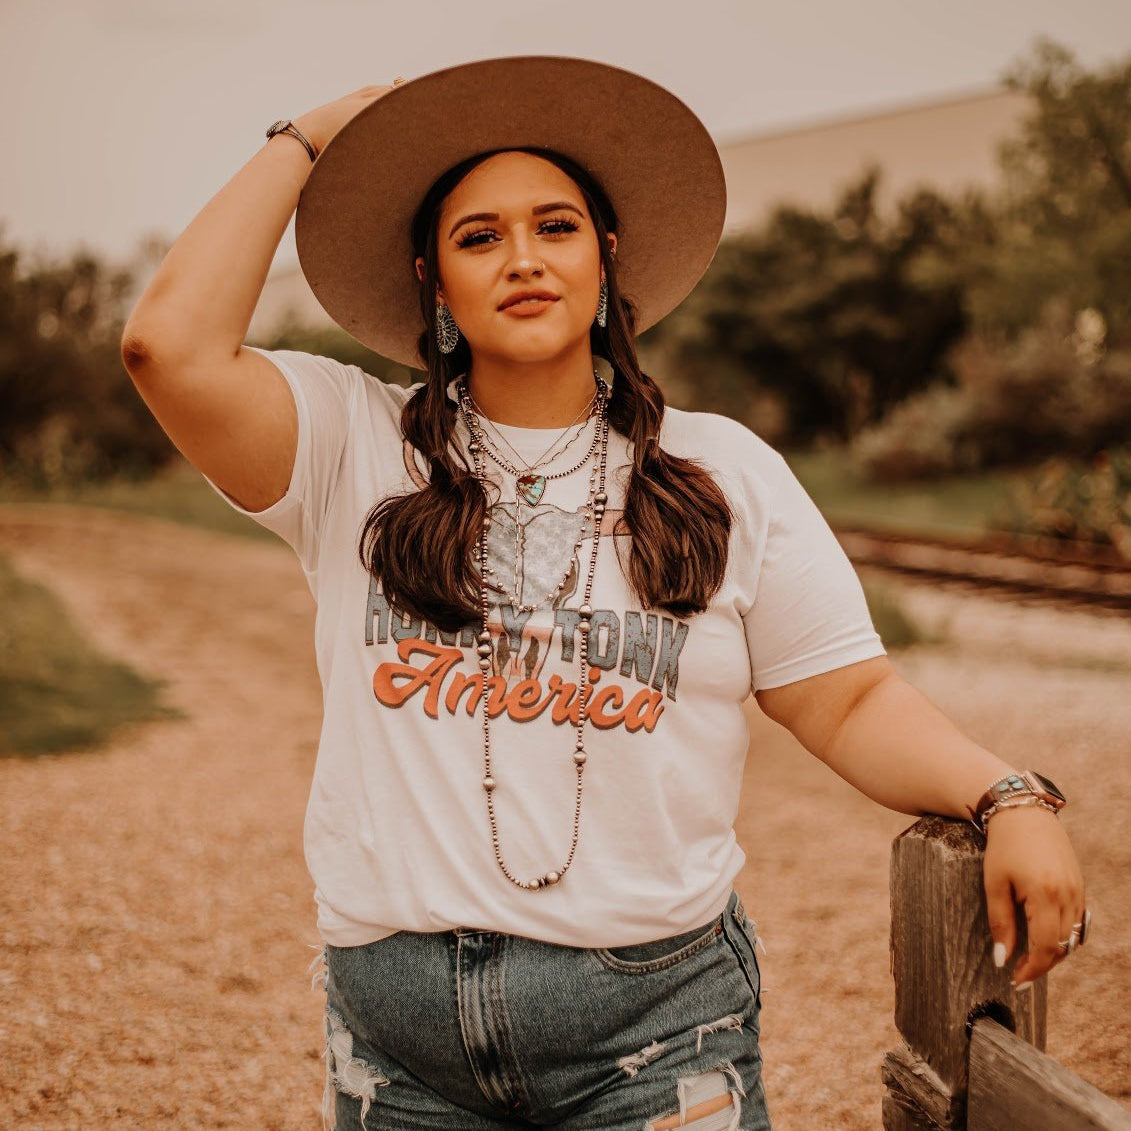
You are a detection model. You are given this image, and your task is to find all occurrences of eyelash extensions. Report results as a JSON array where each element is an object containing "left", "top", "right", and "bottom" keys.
[{"left": 455, "top": 218, "right": 580, "bottom": 249}]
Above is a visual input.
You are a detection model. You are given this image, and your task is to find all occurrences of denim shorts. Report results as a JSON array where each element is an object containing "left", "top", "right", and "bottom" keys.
[{"left": 318, "top": 887, "right": 771, "bottom": 1130}]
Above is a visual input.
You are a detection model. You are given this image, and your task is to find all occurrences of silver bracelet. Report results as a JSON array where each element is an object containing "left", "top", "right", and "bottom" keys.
[
  {"left": 265, "top": 120, "right": 316, "bottom": 163},
  {"left": 979, "top": 795, "right": 1060, "bottom": 833}
]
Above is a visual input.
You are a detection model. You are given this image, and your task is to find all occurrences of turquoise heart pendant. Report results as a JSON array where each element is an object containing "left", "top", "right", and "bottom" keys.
[{"left": 516, "top": 473, "right": 547, "bottom": 507}]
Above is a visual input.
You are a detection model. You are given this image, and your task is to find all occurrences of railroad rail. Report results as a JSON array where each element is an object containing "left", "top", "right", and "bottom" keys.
[{"left": 834, "top": 526, "right": 1131, "bottom": 613}]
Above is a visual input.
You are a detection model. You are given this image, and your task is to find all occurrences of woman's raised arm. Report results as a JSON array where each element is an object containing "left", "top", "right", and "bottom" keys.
[{"left": 120, "top": 85, "right": 396, "bottom": 512}]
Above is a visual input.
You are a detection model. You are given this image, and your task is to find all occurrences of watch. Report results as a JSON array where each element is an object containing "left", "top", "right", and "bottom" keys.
[
  {"left": 265, "top": 119, "right": 317, "bottom": 162},
  {"left": 969, "top": 770, "right": 1067, "bottom": 833}
]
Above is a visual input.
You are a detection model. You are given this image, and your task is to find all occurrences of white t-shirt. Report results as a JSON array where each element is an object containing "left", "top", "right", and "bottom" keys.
[{"left": 206, "top": 347, "right": 885, "bottom": 948}]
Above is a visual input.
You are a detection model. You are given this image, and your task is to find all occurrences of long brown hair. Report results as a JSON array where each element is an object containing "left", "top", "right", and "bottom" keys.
[{"left": 358, "top": 147, "right": 732, "bottom": 633}]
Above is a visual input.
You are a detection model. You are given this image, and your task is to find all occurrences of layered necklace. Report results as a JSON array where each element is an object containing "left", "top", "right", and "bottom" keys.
[
  {"left": 457, "top": 374, "right": 608, "bottom": 614},
  {"left": 467, "top": 385, "right": 599, "bottom": 509},
  {"left": 456, "top": 373, "right": 611, "bottom": 890}
]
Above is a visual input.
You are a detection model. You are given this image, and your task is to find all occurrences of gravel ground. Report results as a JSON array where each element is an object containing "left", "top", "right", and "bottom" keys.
[{"left": 0, "top": 506, "right": 1127, "bottom": 1131}]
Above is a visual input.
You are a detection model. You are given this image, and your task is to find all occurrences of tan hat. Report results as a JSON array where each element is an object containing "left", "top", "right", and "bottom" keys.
[{"left": 294, "top": 55, "right": 727, "bottom": 370}]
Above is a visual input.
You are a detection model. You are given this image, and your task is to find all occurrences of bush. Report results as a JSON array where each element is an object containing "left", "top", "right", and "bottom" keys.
[
  {"left": 852, "top": 304, "right": 1131, "bottom": 480},
  {"left": 849, "top": 384, "right": 974, "bottom": 480},
  {"left": 998, "top": 448, "right": 1131, "bottom": 557}
]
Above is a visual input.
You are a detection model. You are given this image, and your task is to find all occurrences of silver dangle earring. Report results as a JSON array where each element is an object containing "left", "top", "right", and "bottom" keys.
[
  {"left": 436, "top": 302, "right": 459, "bottom": 354},
  {"left": 595, "top": 279, "right": 608, "bottom": 329}
]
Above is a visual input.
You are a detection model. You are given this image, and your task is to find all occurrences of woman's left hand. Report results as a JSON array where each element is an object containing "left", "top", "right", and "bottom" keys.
[{"left": 982, "top": 805, "right": 1087, "bottom": 987}]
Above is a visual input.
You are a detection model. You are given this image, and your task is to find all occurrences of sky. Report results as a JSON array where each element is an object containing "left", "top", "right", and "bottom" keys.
[{"left": 3, "top": 0, "right": 1131, "bottom": 274}]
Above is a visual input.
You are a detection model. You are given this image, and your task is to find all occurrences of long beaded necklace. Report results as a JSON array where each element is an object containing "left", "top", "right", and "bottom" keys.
[{"left": 458, "top": 381, "right": 611, "bottom": 890}]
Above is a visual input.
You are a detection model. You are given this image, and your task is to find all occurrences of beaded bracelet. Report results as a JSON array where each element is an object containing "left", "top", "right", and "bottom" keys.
[{"left": 978, "top": 794, "right": 1061, "bottom": 834}]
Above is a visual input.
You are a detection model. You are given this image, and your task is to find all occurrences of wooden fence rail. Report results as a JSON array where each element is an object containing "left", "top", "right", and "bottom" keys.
[{"left": 882, "top": 816, "right": 1131, "bottom": 1131}]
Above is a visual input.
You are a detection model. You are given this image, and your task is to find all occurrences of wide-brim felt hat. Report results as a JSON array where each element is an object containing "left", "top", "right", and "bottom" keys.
[{"left": 294, "top": 55, "right": 727, "bottom": 370}]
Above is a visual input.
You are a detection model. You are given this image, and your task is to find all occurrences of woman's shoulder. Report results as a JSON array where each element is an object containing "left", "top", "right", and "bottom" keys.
[
  {"left": 246, "top": 345, "right": 421, "bottom": 417},
  {"left": 660, "top": 404, "right": 788, "bottom": 479}
]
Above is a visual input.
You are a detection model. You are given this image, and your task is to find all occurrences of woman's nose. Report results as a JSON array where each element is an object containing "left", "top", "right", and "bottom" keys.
[{"left": 505, "top": 230, "right": 544, "bottom": 278}]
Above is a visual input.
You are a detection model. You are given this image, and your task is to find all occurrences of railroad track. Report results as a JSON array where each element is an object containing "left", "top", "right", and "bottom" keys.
[{"left": 834, "top": 526, "right": 1131, "bottom": 613}]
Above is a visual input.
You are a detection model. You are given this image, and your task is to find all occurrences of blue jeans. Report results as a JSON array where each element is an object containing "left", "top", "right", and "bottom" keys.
[{"left": 319, "top": 887, "right": 772, "bottom": 1130}]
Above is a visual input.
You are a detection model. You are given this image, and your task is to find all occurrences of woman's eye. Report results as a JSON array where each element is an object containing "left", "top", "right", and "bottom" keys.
[
  {"left": 455, "top": 218, "right": 579, "bottom": 249},
  {"left": 540, "top": 218, "right": 580, "bottom": 236},
  {"left": 456, "top": 227, "right": 495, "bottom": 248}
]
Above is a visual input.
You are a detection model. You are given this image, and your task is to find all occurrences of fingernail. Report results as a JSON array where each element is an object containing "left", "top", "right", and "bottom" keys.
[
  {"left": 993, "top": 942, "right": 1006, "bottom": 968},
  {"left": 1013, "top": 980, "right": 1033, "bottom": 992}
]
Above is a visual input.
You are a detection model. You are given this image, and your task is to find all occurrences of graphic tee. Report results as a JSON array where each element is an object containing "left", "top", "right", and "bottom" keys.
[{"left": 204, "top": 348, "right": 886, "bottom": 948}]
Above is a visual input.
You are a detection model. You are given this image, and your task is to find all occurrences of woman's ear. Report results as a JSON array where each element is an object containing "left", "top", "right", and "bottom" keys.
[
  {"left": 415, "top": 256, "right": 445, "bottom": 303},
  {"left": 606, "top": 232, "right": 618, "bottom": 259}
]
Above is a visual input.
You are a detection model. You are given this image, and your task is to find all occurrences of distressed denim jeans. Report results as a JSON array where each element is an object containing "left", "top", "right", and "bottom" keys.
[{"left": 317, "top": 888, "right": 772, "bottom": 1130}]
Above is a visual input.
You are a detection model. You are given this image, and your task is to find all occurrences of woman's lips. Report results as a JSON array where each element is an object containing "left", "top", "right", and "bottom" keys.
[{"left": 500, "top": 297, "right": 559, "bottom": 316}]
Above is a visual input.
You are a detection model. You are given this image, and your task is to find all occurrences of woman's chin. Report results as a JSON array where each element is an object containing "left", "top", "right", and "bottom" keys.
[{"left": 471, "top": 330, "right": 589, "bottom": 365}]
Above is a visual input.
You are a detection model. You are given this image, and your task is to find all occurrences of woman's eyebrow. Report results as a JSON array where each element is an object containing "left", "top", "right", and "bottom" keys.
[{"left": 448, "top": 201, "right": 584, "bottom": 239}]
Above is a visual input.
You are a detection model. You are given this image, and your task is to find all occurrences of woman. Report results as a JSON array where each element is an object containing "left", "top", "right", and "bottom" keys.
[{"left": 121, "top": 57, "right": 1087, "bottom": 1131}]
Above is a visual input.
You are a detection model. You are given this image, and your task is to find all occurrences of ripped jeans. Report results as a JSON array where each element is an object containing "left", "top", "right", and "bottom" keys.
[{"left": 315, "top": 888, "right": 772, "bottom": 1130}]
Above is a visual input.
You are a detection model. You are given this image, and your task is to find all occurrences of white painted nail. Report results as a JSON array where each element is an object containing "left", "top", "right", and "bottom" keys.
[
  {"left": 1013, "top": 980, "right": 1033, "bottom": 992},
  {"left": 993, "top": 942, "right": 1006, "bottom": 968}
]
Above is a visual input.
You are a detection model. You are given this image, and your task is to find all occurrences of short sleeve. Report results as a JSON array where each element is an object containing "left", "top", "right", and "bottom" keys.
[
  {"left": 202, "top": 346, "right": 357, "bottom": 571},
  {"left": 744, "top": 454, "right": 886, "bottom": 691}
]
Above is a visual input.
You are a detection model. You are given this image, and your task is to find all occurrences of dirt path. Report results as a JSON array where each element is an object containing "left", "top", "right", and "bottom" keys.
[{"left": 0, "top": 506, "right": 1127, "bottom": 1130}]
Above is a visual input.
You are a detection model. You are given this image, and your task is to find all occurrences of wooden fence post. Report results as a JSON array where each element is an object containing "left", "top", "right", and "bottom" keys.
[{"left": 882, "top": 815, "right": 1044, "bottom": 1130}]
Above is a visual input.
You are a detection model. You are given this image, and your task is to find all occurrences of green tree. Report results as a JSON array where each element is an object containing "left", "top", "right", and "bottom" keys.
[
  {"left": 649, "top": 169, "right": 968, "bottom": 442},
  {"left": 849, "top": 41, "right": 1131, "bottom": 480},
  {"left": 969, "top": 39, "right": 1131, "bottom": 341},
  {"left": 0, "top": 227, "right": 173, "bottom": 485}
]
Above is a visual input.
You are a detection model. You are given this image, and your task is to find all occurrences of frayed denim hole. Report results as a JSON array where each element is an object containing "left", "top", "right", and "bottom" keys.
[{"left": 322, "top": 1005, "right": 390, "bottom": 1131}]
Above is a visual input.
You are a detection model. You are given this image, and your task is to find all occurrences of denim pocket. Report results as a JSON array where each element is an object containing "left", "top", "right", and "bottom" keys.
[{"left": 592, "top": 917, "right": 723, "bottom": 974}]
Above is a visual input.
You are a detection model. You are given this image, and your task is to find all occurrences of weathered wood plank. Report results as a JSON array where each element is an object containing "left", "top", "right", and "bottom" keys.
[
  {"left": 883, "top": 1091, "right": 943, "bottom": 1131},
  {"left": 967, "top": 1018, "right": 1131, "bottom": 1131},
  {"left": 888, "top": 816, "right": 1045, "bottom": 1096},
  {"left": 882, "top": 1042, "right": 962, "bottom": 1129}
]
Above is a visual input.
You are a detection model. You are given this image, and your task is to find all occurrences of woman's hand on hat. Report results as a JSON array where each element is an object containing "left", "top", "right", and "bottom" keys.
[{"left": 292, "top": 80, "right": 406, "bottom": 159}]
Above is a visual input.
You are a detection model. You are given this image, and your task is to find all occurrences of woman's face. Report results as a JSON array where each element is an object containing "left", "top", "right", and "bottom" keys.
[{"left": 416, "top": 150, "right": 616, "bottom": 365}]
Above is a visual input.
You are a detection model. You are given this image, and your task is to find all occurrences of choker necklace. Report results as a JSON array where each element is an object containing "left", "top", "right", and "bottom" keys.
[
  {"left": 459, "top": 379, "right": 611, "bottom": 890},
  {"left": 458, "top": 375, "right": 605, "bottom": 508},
  {"left": 465, "top": 383, "right": 599, "bottom": 494}
]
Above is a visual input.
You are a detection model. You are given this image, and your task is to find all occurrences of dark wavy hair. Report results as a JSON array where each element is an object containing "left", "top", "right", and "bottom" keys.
[{"left": 358, "top": 146, "right": 732, "bottom": 632}]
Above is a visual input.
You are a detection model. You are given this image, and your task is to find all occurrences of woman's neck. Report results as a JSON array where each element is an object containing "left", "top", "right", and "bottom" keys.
[{"left": 465, "top": 354, "right": 599, "bottom": 427}]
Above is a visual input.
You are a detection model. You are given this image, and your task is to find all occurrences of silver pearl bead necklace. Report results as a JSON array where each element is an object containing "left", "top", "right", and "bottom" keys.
[{"left": 459, "top": 382, "right": 611, "bottom": 890}]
